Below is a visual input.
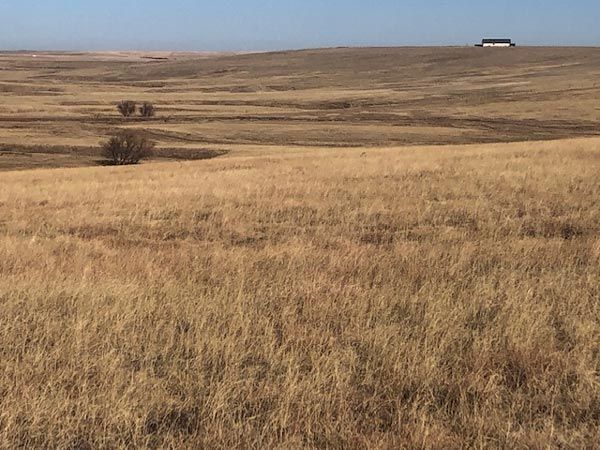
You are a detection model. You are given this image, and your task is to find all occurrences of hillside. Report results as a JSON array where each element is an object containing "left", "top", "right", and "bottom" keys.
[
  {"left": 1, "top": 48, "right": 599, "bottom": 447},
  {"left": 2, "top": 47, "right": 600, "bottom": 170},
  {"left": 1, "top": 138, "right": 599, "bottom": 447}
]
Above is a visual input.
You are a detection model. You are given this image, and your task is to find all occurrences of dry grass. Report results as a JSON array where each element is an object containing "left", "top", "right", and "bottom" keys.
[
  {"left": 2, "top": 47, "right": 600, "bottom": 170},
  {"left": 0, "top": 138, "right": 599, "bottom": 448}
]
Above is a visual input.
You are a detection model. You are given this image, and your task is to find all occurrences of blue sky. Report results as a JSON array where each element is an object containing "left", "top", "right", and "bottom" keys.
[{"left": 0, "top": 0, "right": 599, "bottom": 50}]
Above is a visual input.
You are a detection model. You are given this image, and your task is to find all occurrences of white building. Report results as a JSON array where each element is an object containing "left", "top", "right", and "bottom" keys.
[{"left": 477, "top": 39, "right": 515, "bottom": 47}]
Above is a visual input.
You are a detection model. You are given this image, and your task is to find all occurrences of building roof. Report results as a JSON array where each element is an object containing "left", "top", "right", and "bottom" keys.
[{"left": 482, "top": 38, "right": 512, "bottom": 44}]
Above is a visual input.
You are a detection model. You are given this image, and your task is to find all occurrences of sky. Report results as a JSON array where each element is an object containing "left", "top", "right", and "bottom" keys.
[{"left": 0, "top": 0, "right": 599, "bottom": 51}]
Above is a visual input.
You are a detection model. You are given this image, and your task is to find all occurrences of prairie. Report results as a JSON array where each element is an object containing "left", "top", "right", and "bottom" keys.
[
  {"left": 1, "top": 138, "right": 599, "bottom": 448},
  {"left": 0, "top": 48, "right": 599, "bottom": 448},
  {"left": 2, "top": 47, "right": 600, "bottom": 170}
]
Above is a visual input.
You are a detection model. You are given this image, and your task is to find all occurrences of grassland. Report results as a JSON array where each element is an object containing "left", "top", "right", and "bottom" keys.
[
  {"left": 1, "top": 138, "right": 599, "bottom": 448},
  {"left": 2, "top": 47, "right": 600, "bottom": 170},
  {"left": 0, "top": 48, "right": 599, "bottom": 448}
]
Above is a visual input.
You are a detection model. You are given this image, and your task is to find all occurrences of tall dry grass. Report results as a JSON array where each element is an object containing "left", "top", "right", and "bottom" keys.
[{"left": 0, "top": 139, "right": 599, "bottom": 448}]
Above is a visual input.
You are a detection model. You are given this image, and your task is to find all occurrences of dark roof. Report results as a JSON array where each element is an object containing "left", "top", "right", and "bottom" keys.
[{"left": 482, "top": 38, "right": 512, "bottom": 44}]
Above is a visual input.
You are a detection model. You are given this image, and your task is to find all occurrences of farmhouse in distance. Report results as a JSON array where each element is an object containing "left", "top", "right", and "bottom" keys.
[{"left": 476, "top": 38, "right": 516, "bottom": 47}]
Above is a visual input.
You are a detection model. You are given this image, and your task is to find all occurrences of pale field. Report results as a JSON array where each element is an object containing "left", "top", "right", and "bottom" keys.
[
  {"left": 1, "top": 48, "right": 600, "bottom": 448},
  {"left": 1, "top": 136, "right": 599, "bottom": 448},
  {"left": 2, "top": 47, "right": 600, "bottom": 171}
]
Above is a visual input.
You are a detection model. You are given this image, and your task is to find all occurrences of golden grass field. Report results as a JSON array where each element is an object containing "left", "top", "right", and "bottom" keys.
[
  {"left": 1, "top": 47, "right": 600, "bottom": 171},
  {"left": 0, "top": 48, "right": 599, "bottom": 448}
]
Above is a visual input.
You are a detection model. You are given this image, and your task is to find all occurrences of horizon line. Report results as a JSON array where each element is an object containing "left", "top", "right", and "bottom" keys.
[{"left": 2, "top": 44, "right": 600, "bottom": 54}]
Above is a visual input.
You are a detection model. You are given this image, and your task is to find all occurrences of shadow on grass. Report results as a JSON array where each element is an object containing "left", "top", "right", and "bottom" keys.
[{"left": 0, "top": 144, "right": 229, "bottom": 171}]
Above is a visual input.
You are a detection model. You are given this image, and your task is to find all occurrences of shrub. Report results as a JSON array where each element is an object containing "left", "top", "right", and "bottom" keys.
[
  {"left": 139, "top": 102, "right": 155, "bottom": 118},
  {"left": 101, "top": 130, "right": 155, "bottom": 165},
  {"left": 116, "top": 100, "right": 137, "bottom": 118}
]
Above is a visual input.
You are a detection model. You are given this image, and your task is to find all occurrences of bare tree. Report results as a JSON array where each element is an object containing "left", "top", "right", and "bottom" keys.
[
  {"left": 116, "top": 100, "right": 137, "bottom": 118},
  {"left": 139, "top": 102, "right": 155, "bottom": 118},
  {"left": 101, "top": 130, "right": 155, "bottom": 165}
]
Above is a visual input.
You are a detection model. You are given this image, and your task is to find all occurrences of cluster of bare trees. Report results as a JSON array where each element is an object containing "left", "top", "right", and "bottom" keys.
[
  {"left": 101, "top": 101, "right": 157, "bottom": 165},
  {"left": 116, "top": 100, "right": 155, "bottom": 118},
  {"left": 102, "top": 130, "right": 155, "bottom": 165},
  {"left": 96, "top": 101, "right": 158, "bottom": 165}
]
